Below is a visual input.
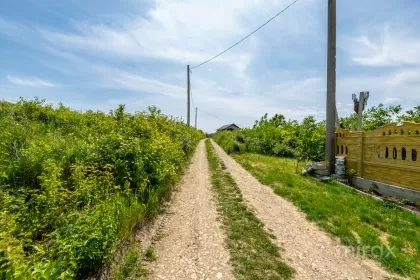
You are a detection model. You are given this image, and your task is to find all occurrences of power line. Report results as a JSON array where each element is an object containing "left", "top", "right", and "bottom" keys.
[
  {"left": 190, "top": 71, "right": 245, "bottom": 127},
  {"left": 191, "top": 88, "right": 195, "bottom": 108},
  {"left": 197, "top": 108, "right": 228, "bottom": 122},
  {"left": 190, "top": 0, "right": 299, "bottom": 70},
  {"left": 197, "top": 108, "right": 246, "bottom": 128},
  {"left": 190, "top": 70, "right": 195, "bottom": 108}
]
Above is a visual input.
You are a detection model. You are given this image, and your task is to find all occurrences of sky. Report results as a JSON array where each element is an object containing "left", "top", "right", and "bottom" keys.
[{"left": 1, "top": 0, "right": 420, "bottom": 132}]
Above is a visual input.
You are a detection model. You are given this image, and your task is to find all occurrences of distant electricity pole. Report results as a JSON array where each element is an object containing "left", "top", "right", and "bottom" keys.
[
  {"left": 187, "top": 65, "right": 191, "bottom": 126},
  {"left": 326, "top": 0, "right": 336, "bottom": 173},
  {"left": 195, "top": 107, "right": 198, "bottom": 128},
  {"left": 352, "top": 92, "right": 369, "bottom": 131}
]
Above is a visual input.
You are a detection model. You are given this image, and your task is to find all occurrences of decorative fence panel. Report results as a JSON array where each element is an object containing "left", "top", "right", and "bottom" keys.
[{"left": 336, "top": 122, "right": 420, "bottom": 191}]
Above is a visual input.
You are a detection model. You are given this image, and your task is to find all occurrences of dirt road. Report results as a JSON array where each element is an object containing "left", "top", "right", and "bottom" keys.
[
  {"left": 211, "top": 140, "right": 391, "bottom": 280},
  {"left": 147, "top": 140, "right": 234, "bottom": 280}
]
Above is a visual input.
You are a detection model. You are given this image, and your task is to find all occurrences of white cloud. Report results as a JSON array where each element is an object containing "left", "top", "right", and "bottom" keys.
[
  {"left": 189, "top": 74, "right": 327, "bottom": 129},
  {"left": 37, "top": 0, "right": 252, "bottom": 66},
  {"left": 0, "top": 0, "right": 332, "bottom": 132},
  {"left": 345, "top": 25, "right": 420, "bottom": 66},
  {"left": 383, "top": 97, "right": 400, "bottom": 104},
  {"left": 336, "top": 68, "right": 420, "bottom": 117},
  {"left": 270, "top": 77, "right": 324, "bottom": 102},
  {"left": 32, "top": 0, "right": 320, "bottom": 69},
  {"left": 7, "top": 75, "right": 57, "bottom": 88},
  {"left": 389, "top": 69, "right": 420, "bottom": 85},
  {"left": 93, "top": 66, "right": 185, "bottom": 99}
]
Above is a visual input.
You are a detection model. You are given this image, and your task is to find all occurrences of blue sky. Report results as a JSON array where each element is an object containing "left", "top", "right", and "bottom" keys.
[{"left": 1, "top": 0, "right": 420, "bottom": 132}]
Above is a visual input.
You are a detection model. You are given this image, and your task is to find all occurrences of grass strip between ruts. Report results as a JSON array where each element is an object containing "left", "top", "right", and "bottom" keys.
[{"left": 205, "top": 139, "right": 294, "bottom": 280}]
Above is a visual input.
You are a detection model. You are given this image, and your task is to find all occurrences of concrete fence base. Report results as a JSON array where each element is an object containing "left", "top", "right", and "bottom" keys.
[{"left": 350, "top": 177, "right": 420, "bottom": 203}]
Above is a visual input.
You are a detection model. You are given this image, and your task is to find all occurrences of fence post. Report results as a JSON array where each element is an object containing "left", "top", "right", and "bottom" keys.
[{"left": 357, "top": 131, "right": 364, "bottom": 177}]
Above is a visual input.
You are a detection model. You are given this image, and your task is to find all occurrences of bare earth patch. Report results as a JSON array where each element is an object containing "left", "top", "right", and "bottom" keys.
[
  {"left": 211, "top": 140, "right": 395, "bottom": 280},
  {"left": 147, "top": 140, "right": 234, "bottom": 280}
]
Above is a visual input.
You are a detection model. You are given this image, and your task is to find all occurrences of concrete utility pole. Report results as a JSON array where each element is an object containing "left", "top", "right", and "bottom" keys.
[
  {"left": 357, "top": 93, "right": 365, "bottom": 131},
  {"left": 326, "top": 0, "right": 336, "bottom": 173},
  {"left": 195, "top": 107, "right": 198, "bottom": 129},
  {"left": 353, "top": 91, "right": 369, "bottom": 131},
  {"left": 187, "top": 65, "right": 191, "bottom": 126}
]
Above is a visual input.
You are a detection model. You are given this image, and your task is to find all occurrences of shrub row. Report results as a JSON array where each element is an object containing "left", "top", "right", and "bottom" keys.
[
  {"left": 213, "top": 113, "right": 325, "bottom": 161},
  {"left": 0, "top": 99, "right": 203, "bottom": 279}
]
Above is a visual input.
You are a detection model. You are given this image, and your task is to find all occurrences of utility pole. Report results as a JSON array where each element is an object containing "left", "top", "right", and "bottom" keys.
[
  {"left": 357, "top": 93, "right": 365, "bottom": 131},
  {"left": 326, "top": 0, "right": 336, "bottom": 173},
  {"left": 195, "top": 107, "right": 198, "bottom": 129},
  {"left": 352, "top": 91, "right": 369, "bottom": 131},
  {"left": 187, "top": 65, "right": 191, "bottom": 126}
]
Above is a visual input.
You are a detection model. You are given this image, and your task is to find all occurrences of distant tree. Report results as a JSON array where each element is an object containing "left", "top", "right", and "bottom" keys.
[
  {"left": 398, "top": 106, "right": 420, "bottom": 123},
  {"left": 340, "top": 103, "right": 402, "bottom": 131},
  {"left": 295, "top": 116, "right": 325, "bottom": 172},
  {"left": 254, "top": 113, "right": 286, "bottom": 128},
  {"left": 269, "top": 113, "right": 286, "bottom": 127},
  {"left": 340, "top": 114, "right": 358, "bottom": 130},
  {"left": 114, "top": 104, "right": 126, "bottom": 121},
  {"left": 363, "top": 104, "right": 402, "bottom": 130}
]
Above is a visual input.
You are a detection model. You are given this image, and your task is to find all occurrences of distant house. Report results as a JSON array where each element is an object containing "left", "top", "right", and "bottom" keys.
[{"left": 217, "top": 124, "right": 240, "bottom": 131}]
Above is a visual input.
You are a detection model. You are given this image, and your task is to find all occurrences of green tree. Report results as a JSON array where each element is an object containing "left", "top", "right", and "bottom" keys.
[
  {"left": 340, "top": 103, "right": 402, "bottom": 131},
  {"left": 363, "top": 103, "right": 402, "bottom": 130},
  {"left": 269, "top": 113, "right": 286, "bottom": 127},
  {"left": 398, "top": 106, "right": 420, "bottom": 123},
  {"left": 295, "top": 116, "right": 325, "bottom": 172},
  {"left": 253, "top": 113, "right": 286, "bottom": 128},
  {"left": 340, "top": 114, "right": 358, "bottom": 130}
]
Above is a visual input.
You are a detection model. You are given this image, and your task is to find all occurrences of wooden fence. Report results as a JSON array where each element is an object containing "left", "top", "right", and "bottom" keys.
[{"left": 336, "top": 122, "right": 420, "bottom": 191}]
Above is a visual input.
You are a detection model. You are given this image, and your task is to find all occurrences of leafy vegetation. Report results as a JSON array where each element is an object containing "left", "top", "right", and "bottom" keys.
[
  {"left": 144, "top": 247, "right": 156, "bottom": 262},
  {"left": 215, "top": 104, "right": 420, "bottom": 163},
  {"left": 340, "top": 103, "right": 420, "bottom": 131},
  {"left": 340, "top": 104, "right": 403, "bottom": 131},
  {"left": 205, "top": 140, "right": 294, "bottom": 280},
  {"left": 0, "top": 98, "right": 203, "bottom": 279},
  {"left": 214, "top": 114, "right": 325, "bottom": 162},
  {"left": 231, "top": 153, "right": 420, "bottom": 278},
  {"left": 399, "top": 106, "right": 420, "bottom": 123},
  {"left": 112, "top": 245, "right": 148, "bottom": 280}
]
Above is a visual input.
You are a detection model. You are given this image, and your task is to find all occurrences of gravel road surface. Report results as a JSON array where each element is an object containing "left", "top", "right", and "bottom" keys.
[
  {"left": 148, "top": 140, "right": 234, "bottom": 280},
  {"left": 211, "top": 140, "right": 392, "bottom": 280}
]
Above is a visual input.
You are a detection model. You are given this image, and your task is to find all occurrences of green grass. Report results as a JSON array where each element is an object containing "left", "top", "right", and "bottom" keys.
[
  {"left": 232, "top": 153, "right": 420, "bottom": 279},
  {"left": 205, "top": 140, "right": 294, "bottom": 280},
  {"left": 144, "top": 247, "right": 156, "bottom": 262},
  {"left": 112, "top": 245, "right": 149, "bottom": 280}
]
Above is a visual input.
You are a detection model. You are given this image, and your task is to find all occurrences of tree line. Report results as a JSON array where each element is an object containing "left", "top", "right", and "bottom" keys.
[{"left": 214, "top": 104, "right": 420, "bottom": 165}]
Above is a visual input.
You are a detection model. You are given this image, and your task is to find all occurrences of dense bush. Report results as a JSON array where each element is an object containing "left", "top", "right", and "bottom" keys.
[
  {"left": 0, "top": 99, "right": 203, "bottom": 279},
  {"left": 340, "top": 104, "right": 420, "bottom": 131},
  {"left": 216, "top": 104, "right": 420, "bottom": 163},
  {"left": 213, "top": 113, "right": 325, "bottom": 162}
]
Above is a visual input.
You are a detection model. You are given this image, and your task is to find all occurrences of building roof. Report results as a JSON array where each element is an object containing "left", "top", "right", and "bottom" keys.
[{"left": 217, "top": 123, "right": 240, "bottom": 131}]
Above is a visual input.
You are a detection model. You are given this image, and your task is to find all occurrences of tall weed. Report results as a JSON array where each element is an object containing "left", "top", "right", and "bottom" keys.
[{"left": 0, "top": 99, "right": 203, "bottom": 279}]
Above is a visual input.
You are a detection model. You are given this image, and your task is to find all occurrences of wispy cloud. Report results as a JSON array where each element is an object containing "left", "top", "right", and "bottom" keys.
[
  {"left": 389, "top": 69, "right": 420, "bottom": 85},
  {"left": 383, "top": 97, "right": 400, "bottom": 104},
  {"left": 7, "top": 75, "right": 57, "bottom": 88},
  {"left": 1, "top": 0, "right": 420, "bottom": 132},
  {"left": 345, "top": 25, "right": 420, "bottom": 66},
  {"left": 93, "top": 66, "right": 185, "bottom": 99},
  {"left": 336, "top": 68, "right": 420, "bottom": 113}
]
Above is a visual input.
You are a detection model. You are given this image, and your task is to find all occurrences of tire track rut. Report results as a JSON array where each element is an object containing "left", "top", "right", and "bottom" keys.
[
  {"left": 147, "top": 140, "right": 234, "bottom": 280},
  {"left": 211, "top": 140, "right": 393, "bottom": 280}
]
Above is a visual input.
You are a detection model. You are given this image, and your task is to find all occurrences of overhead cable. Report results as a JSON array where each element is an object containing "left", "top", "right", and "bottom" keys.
[
  {"left": 197, "top": 108, "right": 246, "bottom": 128},
  {"left": 190, "top": 0, "right": 299, "bottom": 70}
]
